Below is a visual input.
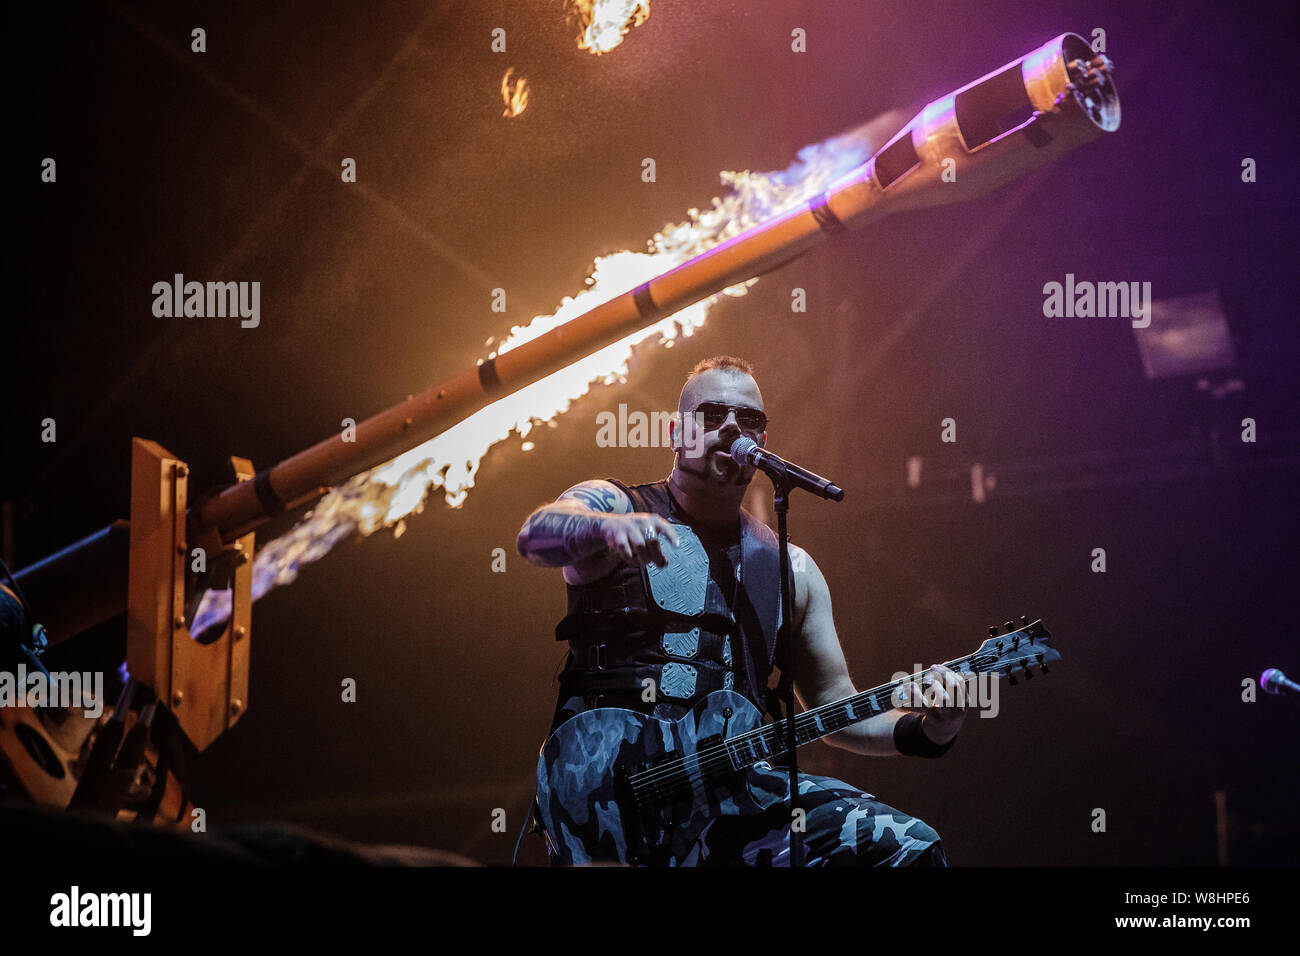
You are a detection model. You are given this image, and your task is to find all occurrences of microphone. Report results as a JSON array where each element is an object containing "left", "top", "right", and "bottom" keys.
[
  {"left": 729, "top": 437, "right": 844, "bottom": 501},
  {"left": 1261, "top": 668, "right": 1300, "bottom": 698}
]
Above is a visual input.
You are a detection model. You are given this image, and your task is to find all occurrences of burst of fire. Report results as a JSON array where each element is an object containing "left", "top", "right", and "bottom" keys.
[
  {"left": 191, "top": 121, "right": 886, "bottom": 635},
  {"left": 568, "top": 0, "right": 650, "bottom": 55},
  {"left": 501, "top": 67, "right": 529, "bottom": 118}
]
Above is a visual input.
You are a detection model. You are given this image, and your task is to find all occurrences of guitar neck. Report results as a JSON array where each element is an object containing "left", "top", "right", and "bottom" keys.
[
  {"left": 613, "top": 619, "right": 1056, "bottom": 811},
  {"left": 724, "top": 661, "right": 969, "bottom": 767},
  {"left": 723, "top": 616, "right": 1056, "bottom": 769}
]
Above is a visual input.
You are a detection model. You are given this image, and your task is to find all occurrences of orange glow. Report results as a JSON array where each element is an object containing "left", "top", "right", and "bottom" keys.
[
  {"left": 501, "top": 68, "right": 529, "bottom": 118},
  {"left": 567, "top": 0, "right": 650, "bottom": 55},
  {"left": 192, "top": 121, "right": 887, "bottom": 633}
]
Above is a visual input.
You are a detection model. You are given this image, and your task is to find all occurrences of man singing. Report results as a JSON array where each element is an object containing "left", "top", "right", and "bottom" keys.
[{"left": 517, "top": 356, "right": 964, "bottom": 865}]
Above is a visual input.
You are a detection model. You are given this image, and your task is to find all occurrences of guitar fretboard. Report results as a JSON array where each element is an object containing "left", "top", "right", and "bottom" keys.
[
  {"left": 722, "top": 637, "right": 1048, "bottom": 771},
  {"left": 625, "top": 622, "right": 1055, "bottom": 802},
  {"left": 724, "top": 674, "right": 924, "bottom": 767}
]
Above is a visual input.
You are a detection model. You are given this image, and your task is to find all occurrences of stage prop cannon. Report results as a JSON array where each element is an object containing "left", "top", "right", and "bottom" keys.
[
  {"left": 197, "top": 32, "right": 1118, "bottom": 545},
  {"left": 13, "top": 33, "right": 1118, "bottom": 754}
]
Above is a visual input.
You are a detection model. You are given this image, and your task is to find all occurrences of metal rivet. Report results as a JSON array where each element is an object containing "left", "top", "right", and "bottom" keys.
[
  {"left": 173, "top": 616, "right": 186, "bottom": 630},
  {"left": 234, "top": 626, "right": 246, "bottom": 640},
  {"left": 172, "top": 691, "right": 184, "bottom": 706},
  {"left": 230, "top": 699, "right": 243, "bottom": 716}
]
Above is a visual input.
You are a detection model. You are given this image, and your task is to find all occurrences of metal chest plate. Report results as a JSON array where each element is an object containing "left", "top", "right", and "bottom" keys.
[
  {"left": 660, "top": 662, "right": 699, "bottom": 700},
  {"left": 662, "top": 627, "right": 701, "bottom": 659},
  {"left": 643, "top": 524, "right": 708, "bottom": 616}
]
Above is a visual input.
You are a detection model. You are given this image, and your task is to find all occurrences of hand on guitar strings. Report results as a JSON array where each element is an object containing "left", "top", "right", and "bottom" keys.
[{"left": 895, "top": 663, "right": 969, "bottom": 745}]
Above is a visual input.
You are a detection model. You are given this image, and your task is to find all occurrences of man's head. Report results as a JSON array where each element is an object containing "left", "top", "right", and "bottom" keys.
[{"left": 670, "top": 356, "right": 767, "bottom": 489}]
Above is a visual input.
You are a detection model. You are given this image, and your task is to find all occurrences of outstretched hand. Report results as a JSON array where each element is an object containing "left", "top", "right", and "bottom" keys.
[{"left": 601, "top": 513, "right": 681, "bottom": 568}]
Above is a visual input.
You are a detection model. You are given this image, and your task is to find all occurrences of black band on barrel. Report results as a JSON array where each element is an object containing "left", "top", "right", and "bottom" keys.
[
  {"left": 253, "top": 469, "right": 286, "bottom": 516},
  {"left": 478, "top": 357, "right": 502, "bottom": 394},
  {"left": 954, "top": 61, "right": 1035, "bottom": 150},
  {"left": 632, "top": 282, "right": 659, "bottom": 319},
  {"left": 809, "top": 194, "right": 845, "bottom": 233},
  {"left": 873, "top": 133, "right": 921, "bottom": 189}
]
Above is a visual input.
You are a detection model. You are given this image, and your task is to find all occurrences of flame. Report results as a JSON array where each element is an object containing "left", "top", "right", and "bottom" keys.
[
  {"left": 501, "top": 67, "right": 529, "bottom": 118},
  {"left": 567, "top": 0, "right": 650, "bottom": 55},
  {"left": 191, "top": 122, "right": 886, "bottom": 635}
]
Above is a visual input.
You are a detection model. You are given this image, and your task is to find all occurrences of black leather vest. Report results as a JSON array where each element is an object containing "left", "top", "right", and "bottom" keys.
[{"left": 548, "top": 479, "right": 785, "bottom": 734}]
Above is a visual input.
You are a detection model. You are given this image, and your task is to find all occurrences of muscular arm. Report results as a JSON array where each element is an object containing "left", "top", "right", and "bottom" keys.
[
  {"left": 516, "top": 480, "right": 681, "bottom": 586},
  {"left": 787, "top": 546, "right": 958, "bottom": 757},
  {"left": 516, "top": 480, "right": 629, "bottom": 579}
]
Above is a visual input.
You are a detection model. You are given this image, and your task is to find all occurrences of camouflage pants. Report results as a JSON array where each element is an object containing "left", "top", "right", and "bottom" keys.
[
  {"left": 679, "top": 763, "right": 948, "bottom": 867},
  {"left": 544, "top": 762, "right": 947, "bottom": 867}
]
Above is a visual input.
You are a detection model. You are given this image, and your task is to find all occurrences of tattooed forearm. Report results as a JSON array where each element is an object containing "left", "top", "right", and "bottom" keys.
[
  {"left": 517, "top": 507, "right": 610, "bottom": 567},
  {"left": 560, "top": 485, "right": 621, "bottom": 513}
]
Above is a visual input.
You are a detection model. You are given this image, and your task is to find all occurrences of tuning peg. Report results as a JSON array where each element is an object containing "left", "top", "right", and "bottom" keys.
[
  {"left": 1040, "top": 663, "right": 1050, "bottom": 674},
  {"left": 988, "top": 626, "right": 998, "bottom": 637},
  {"left": 1008, "top": 673, "right": 1018, "bottom": 686},
  {"left": 1005, "top": 621, "right": 1015, "bottom": 633},
  {"left": 1021, "top": 615, "right": 1029, "bottom": 627},
  {"left": 1023, "top": 666, "right": 1034, "bottom": 680}
]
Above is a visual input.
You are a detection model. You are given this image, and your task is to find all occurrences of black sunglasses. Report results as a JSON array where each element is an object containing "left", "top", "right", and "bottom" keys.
[{"left": 694, "top": 402, "right": 768, "bottom": 432}]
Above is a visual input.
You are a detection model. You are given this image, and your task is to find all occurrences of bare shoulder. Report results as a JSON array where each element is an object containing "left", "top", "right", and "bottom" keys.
[
  {"left": 557, "top": 479, "right": 632, "bottom": 514},
  {"left": 788, "top": 543, "right": 825, "bottom": 580},
  {"left": 787, "top": 543, "right": 831, "bottom": 616}
]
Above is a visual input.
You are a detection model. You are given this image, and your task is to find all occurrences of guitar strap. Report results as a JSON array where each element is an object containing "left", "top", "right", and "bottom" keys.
[
  {"left": 738, "top": 509, "right": 783, "bottom": 671},
  {"left": 736, "top": 510, "right": 792, "bottom": 721}
]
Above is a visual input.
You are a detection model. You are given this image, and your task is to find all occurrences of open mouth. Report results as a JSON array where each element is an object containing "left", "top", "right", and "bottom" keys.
[{"left": 710, "top": 449, "right": 736, "bottom": 478}]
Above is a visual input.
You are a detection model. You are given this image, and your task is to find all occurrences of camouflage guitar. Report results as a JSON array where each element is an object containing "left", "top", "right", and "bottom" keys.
[{"left": 536, "top": 618, "right": 1059, "bottom": 865}]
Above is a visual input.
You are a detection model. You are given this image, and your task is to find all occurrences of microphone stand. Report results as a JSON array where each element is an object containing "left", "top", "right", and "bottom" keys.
[
  {"left": 738, "top": 435, "right": 843, "bottom": 867},
  {"left": 771, "top": 475, "right": 802, "bottom": 867}
]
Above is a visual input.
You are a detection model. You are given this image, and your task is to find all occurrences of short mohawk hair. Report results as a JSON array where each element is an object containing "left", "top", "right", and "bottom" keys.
[{"left": 686, "top": 355, "right": 754, "bottom": 381}]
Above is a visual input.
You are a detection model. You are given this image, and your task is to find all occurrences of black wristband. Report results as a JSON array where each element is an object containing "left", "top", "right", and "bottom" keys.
[{"left": 893, "top": 713, "right": 957, "bottom": 758}]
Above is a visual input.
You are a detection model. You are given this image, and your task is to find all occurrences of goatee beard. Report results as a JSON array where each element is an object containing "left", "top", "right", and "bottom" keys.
[{"left": 677, "top": 454, "right": 750, "bottom": 487}]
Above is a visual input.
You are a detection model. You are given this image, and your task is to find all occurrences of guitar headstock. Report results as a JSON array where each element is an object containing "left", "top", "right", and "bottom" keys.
[{"left": 959, "top": 618, "right": 1060, "bottom": 685}]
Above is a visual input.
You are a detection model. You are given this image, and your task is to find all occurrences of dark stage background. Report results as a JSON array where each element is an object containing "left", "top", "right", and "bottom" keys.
[{"left": 6, "top": 0, "right": 1299, "bottom": 865}]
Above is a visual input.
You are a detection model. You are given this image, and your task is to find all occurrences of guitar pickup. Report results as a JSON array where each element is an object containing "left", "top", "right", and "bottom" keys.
[{"left": 696, "top": 734, "right": 723, "bottom": 752}]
